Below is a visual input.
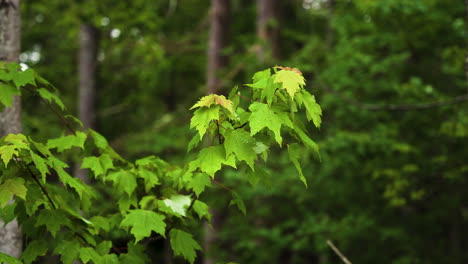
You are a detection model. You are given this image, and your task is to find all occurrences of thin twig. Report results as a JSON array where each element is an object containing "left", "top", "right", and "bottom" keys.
[
  {"left": 326, "top": 240, "right": 352, "bottom": 264},
  {"left": 24, "top": 87, "right": 76, "bottom": 135},
  {"left": 14, "top": 158, "right": 57, "bottom": 209},
  {"left": 211, "top": 179, "right": 233, "bottom": 192}
]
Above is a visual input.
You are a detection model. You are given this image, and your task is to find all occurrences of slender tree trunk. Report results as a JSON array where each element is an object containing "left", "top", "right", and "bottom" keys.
[
  {"left": 206, "top": 0, "right": 230, "bottom": 94},
  {"left": 257, "top": 0, "right": 280, "bottom": 63},
  {"left": 0, "top": 0, "right": 23, "bottom": 258},
  {"left": 204, "top": 1, "right": 230, "bottom": 263},
  {"left": 74, "top": 24, "right": 99, "bottom": 182}
]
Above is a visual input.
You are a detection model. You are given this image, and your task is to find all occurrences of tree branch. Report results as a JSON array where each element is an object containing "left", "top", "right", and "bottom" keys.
[{"left": 326, "top": 240, "right": 352, "bottom": 264}]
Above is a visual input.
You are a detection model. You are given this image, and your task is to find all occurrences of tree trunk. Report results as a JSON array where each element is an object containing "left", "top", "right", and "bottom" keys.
[
  {"left": 0, "top": 0, "right": 23, "bottom": 258},
  {"left": 75, "top": 24, "right": 99, "bottom": 182},
  {"left": 206, "top": 0, "right": 230, "bottom": 94},
  {"left": 257, "top": 0, "right": 280, "bottom": 63},
  {"left": 204, "top": 1, "right": 230, "bottom": 263}
]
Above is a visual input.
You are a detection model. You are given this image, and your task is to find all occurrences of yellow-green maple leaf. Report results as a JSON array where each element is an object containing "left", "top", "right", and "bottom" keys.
[{"left": 274, "top": 69, "right": 306, "bottom": 98}]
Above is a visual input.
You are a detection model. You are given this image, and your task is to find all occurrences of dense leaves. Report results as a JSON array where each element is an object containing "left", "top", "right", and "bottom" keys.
[{"left": 0, "top": 65, "right": 320, "bottom": 263}]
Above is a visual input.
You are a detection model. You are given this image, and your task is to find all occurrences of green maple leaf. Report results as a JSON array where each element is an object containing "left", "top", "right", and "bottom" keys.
[
  {"left": 224, "top": 129, "right": 257, "bottom": 169},
  {"left": 252, "top": 68, "right": 271, "bottom": 83},
  {"left": 137, "top": 169, "right": 160, "bottom": 192},
  {"left": 169, "top": 229, "right": 201, "bottom": 264},
  {"left": 21, "top": 240, "right": 48, "bottom": 264},
  {"left": 12, "top": 68, "right": 36, "bottom": 88},
  {"left": 274, "top": 69, "right": 305, "bottom": 97},
  {"left": 120, "top": 209, "right": 166, "bottom": 242},
  {"left": 0, "top": 82, "right": 20, "bottom": 107},
  {"left": 56, "top": 167, "right": 95, "bottom": 199},
  {"left": 189, "top": 145, "right": 236, "bottom": 177},
  {"left": 47, "top": 131, "right": 87, "bottom": 152},
  {"left": 35, "top": 209, "right": 72, "bottom": 237},
  {"left": 81, "top": 154, "right": 114, "bottom": 178},
  {"left": 0, "top": 178, "right": 27, "bottom": 207},
  {"left": 89, "top": 129, "right": 109, "bottom": 150},
  {"left": 248, "top": 102, "right": 293, "bottom": 145},
  {"left": 30, "top": 151, "right": 49, "bottom": 182},
  {"left": 53, "top": 240, "right": 81, "bottom": 264},
  {"left": 190, "top": 106, "right": 220, "bottom": 138},
  {"left": 0, "top": 251, "right": 22, "bottom": 264},
  {"left": 119, "top": 243, "right": 149, "bottom": 264},
  {"left": 229, "top": 191, "right": 246, "bottom": 215},
  {"left": 300, "top": 91, "right": 322, "bottom": 128},
  {"left": 293, "top": 124, "right": 320, "bottom": 159},
  {"left": 81, "top": 156, "right": 104, "bottom": 176},
  {"left": 190, "top": 94, "right": 234, "bottom": 114},
  {"left": 188, "top": 173, "right": 211, "bottom": 196},
  {"left": 36, "top": 88, "right": 65, "bottom": 110},
  {"left": 193, "top": 200, "right": 211, "bottom": 221},
  {"left": 107, "top": 170, "right": 137, "bottom": 196},
  {"left": 163, "top": 195, "right": 191, "bottom": 216},
  {"left": 79, "top": 247, "right": 101, "bottom": 264},
  {"left": 288, "top": 143, "right": 307, "bottom": 187},
  {"left": 0, "top": 144, "right": 18, "bottom": 167}
]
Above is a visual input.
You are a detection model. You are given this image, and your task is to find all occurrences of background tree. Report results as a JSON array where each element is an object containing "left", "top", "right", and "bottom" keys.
[{"left": 0, "top": 0, "right": 23, "bottom": 258}]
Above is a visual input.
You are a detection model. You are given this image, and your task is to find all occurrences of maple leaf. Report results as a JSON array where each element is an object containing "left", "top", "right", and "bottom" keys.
[
  {"left": 12, "top": 68, "right": 36, "bottom": 88},
  {"left": 37, "top": 88, "right": 65, "bottom": 110},
  {"left": 107, "top": 170, "right": 137, "bottom": 196},
  {"left": 163, "top": 195, "right": 191, "bottom": 216},
  {"left": 137, "top": 168, "right": 160, "bottom": 192},
  {"left": 192, "top": 200, "right": 211, "bottom": 221},
  {"left": 30, "top": 151, "right": 49, "bottom": 182},
  {"left": 189, "top": 145, "right": 236, "bottom": 177},
  {"left": 190, "top": 94, "right": 234, "bottom": 114},
  {"left": 47, "top": 131, "right": 87, "bottom": 152},
  {"left": 120, "top": 209, "right": 166, "bottom": 243},
  {"left": 190, "top": 106, "right": 220, "bottom": 138},
  {"left": 293, "top": 124, "right": 320, "bottom": 159},
  {"left": 274, "top": 68, "right": 305, "bottom": 97},
  {"left": 35, "top": 209, "right": 72, "bottom": 237},
  {"left": 21, "top": 240, "right": 48, "bottom": 264},
  {"left": 288, "top": 143, "right": 307, "bottom": 187},
  {"left": 229, "top": 191, "right": 246, "bottom": 215},
  {"left": 0, "top": 252, "right": 22, "bottom": 264},
  {"left": 252, "top": 68, "right": 271, "bottom": 83},
  {"left": 0, "top": 178, "right": 27, "bottom": 207},
  {"left": 224, "top": 129, "right": 257, "bottom": 169},
  {"left": 0, "top": 82, "right": 20, "bottom": 108},
  {"left": 53, "top": 240, "right": 81, "bottom": 264},
  {"left": 188, "top": 173, "right": 211, "bottom": 196},
  {"left": 248, "top": 102, "right": 293, "bottom": 145},
  {"left": 119, "top": 243, "right": 149, "bottom": 264},
  {"left": 300, "top": 91, "right": 322, "bottom": 128},
  {"left": 0, "top": 144, "right": 18, "bottom": 167},
  {"left": 170, "top": 229, "right": 201, "bottom": 264}
]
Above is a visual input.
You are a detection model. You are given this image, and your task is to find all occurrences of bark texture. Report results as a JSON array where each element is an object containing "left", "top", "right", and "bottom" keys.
[
  {"left": 0, "top": 0, "right": 23, "bottom": 258},
  {"left": 257, "top": 0, "right": 280, "bottom": 62},
  {"left": 206, "top": 0, "right": 230, "bottom": 94},
  {"left": 78, "top": 24, "right": 99, "bottom": 130},
  {"left": 75, "top": 24, "right": 99, "bottom": 182}
]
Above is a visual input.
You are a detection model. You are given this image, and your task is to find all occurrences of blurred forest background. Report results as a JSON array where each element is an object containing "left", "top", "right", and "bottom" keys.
[{"left": 13, "top": 0, "right": 468, "bottom": 263}]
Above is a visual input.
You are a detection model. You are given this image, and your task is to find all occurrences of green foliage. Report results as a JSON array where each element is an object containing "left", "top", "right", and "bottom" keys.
[
  {"left": 0, "top": 65, "right": 320, "bottom": 263},
  {"left": 169, "top": 229, "right": 202, "bottom": 264}
]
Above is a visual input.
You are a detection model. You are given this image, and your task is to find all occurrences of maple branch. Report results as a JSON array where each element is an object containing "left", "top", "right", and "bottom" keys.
[
  {"left": 326, "top": 240, "right": 352, "bottom": 264},
  {"left": 211, "top": 179, "right": 233, "bottom": 192},
  {"left": 14, "top": 157, "right": 57, "bottom": 210},
  {"left": 237, "top": 93, "right": 253, "bottom": 102},
  {"left": 25, "top": 86, "right": 77, "bottom": 135}
]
